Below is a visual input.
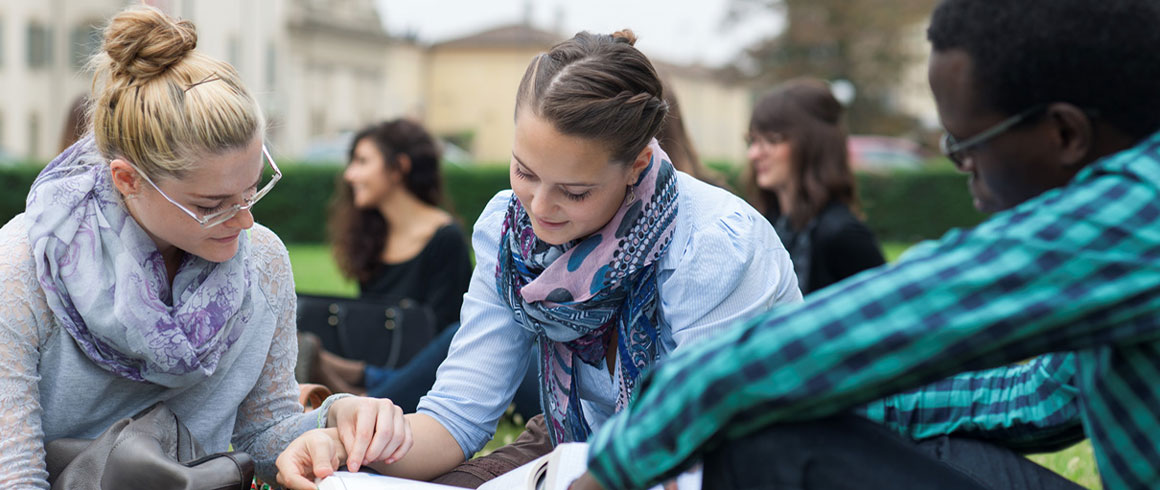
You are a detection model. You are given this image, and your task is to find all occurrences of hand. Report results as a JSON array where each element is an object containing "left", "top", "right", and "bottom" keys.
[
  {"left": 327, "top": 396, "right": 414, "bottom": 471},
  {"left": 570, "top": 472, "right": 606, "bottom": 490},
  {"left": 276, "top": 428, "right": 346, "bottom": 489}
]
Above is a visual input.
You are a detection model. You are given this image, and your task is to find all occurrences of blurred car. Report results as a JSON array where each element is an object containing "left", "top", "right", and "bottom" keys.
[
  {"left": 299, "top": 132, "right": 354, "bottom": 165},
  {"left": 848, "top": 135, "right": 927, "bottom": 173}
]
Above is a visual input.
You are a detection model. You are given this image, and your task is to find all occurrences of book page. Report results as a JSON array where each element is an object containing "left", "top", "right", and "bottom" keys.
[
  {"left": 316, "top": 471, "right": 462, "bottom": 490},
  {"left": 669, "top": 466, "right": 703, "bottom": 490},
  {"left": 477, "top": 453, "right": 551, "bottom": 490},
  {"left": 544, "top": 442, "right": 591, "bottom": 490}
]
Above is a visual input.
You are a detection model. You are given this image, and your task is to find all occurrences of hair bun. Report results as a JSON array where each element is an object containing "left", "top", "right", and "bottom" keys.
[
  {"left": 103, "top": 6, "right": 197, "bottom": 80},
  {"left": 611, "top": 29, "right": 638, "bottom": 46}
]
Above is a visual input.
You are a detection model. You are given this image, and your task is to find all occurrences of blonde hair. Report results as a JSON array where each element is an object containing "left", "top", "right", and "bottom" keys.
[{"left": 89, "top": 5, "right": 263, "bottom": 180}]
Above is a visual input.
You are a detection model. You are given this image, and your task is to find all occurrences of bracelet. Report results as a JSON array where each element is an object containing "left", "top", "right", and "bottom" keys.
[{"left": 315, "top": 392, "right": 357, "bottom": 429}]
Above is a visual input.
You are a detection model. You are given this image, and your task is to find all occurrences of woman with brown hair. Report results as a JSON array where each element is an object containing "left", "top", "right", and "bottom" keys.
[
  {"left": 301, "top": 119, "right": 477, "bottom": 412},
  {"left": 329, "top": 119, "right": 471, "bottom": 331},
  {"left": 746, "top": 78, "right": 885, "bottom": 294},
  {"left": 276, "top": 29, "right": 801, "bottom": 489}
]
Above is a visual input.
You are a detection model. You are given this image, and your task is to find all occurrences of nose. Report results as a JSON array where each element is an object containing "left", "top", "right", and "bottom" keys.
[
  {"left": 343, "top": 164, "right": 356, "bottom": 183},
  {"left": 224, "top": 208, "right": 255, "bottom": 230},
  {"left": 527, "top": 186, "right": 555, "bottom": 219},
  {"left": 955, "top": 153, "right": 976, "bottom": 174},
  {"left": 747, "top": 141, "right": 765, "bottom": 161}
]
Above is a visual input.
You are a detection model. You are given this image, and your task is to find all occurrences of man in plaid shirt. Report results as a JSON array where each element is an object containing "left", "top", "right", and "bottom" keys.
[{"left": 570, "top": 0, "right": 1160, "bottom": 489}]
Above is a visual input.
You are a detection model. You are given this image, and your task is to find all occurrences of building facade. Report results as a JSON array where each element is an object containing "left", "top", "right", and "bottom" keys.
[{"left": 0, "top": 1, "right": 751, "bottom": 165}]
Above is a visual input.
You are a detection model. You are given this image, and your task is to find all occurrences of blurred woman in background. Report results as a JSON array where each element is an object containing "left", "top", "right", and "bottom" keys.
[
  {"left": 746, "top": 78, "right": 885, "bottom": 294},
  {"left": 303, "top": 119, "right": 478, "bottom": 413}
]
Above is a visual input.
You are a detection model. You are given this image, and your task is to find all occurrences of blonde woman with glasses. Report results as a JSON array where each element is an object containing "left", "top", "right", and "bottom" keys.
[{"left": 0, "top": 6, "right": 408, "bottom": 487}]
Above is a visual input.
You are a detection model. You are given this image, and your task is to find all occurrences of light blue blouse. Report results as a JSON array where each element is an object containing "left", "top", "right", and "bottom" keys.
[{"left": 417, "top": 172, "right": 802, "bottom": 458}]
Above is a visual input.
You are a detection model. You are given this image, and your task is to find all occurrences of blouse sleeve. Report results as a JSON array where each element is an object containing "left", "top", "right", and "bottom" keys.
[
  {"left": 816, "top": 214, "right": 886, "bottom": 284},
  {"left": 231, "top": 226, "right": 339, "bottom": 482},
  {"left": 0, "top": 215, "right": 53, "bottom": 489},
  {"left": 416, "top": 191, "right": 535, "bottom": 459},
  {"left": 660, "top": 199, "right": 803, "bottom": 351},
  {"left": 423, "top": 224, "right": 474, "bottom": 329}
]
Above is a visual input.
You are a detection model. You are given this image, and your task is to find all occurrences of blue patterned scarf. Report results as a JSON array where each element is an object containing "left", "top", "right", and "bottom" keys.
[
  {"left": 496, "top": 140, "right": 679, "bottom": 444},
  {"left": 24, "top": 136, "right": 252, "bottom": 387}
]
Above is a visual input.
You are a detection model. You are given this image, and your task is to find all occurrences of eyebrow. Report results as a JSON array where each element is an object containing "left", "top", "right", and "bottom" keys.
[
  {"left": 511, "top": 153, "right": 599, "bottom": 188},
  {"left": 192, "top": 174, "right": 263, "bottom": 201}
]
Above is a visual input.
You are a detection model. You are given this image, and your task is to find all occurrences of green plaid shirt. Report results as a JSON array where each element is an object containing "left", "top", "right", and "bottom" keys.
[{"left": 588, "top": 130, "right": 1160, "bottom": 490}]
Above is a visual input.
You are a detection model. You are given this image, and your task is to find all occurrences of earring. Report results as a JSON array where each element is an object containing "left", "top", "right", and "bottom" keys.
[{"left": 624, "top": 185, "right": 636, "bottom": 205}]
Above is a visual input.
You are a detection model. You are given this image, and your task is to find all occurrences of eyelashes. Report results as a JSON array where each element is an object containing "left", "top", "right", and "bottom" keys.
[
  {"left": 563, "top": 190, "right": 591, "bottom": 201},
  {"left": 513, "top": 167, "right": 591, "bottom": 202}
]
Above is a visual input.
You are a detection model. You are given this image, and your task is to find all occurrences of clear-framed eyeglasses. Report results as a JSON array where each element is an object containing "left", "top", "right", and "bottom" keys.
[{"left": 126, "top": 145, "right": 282, "bottom": 228}]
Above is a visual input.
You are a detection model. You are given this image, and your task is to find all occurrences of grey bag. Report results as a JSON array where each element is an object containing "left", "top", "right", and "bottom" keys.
[{"left": 45, "top": 402, "right": 253, "bottom": 490}]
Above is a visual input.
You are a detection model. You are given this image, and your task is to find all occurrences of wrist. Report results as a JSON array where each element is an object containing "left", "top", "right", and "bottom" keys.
[{"left": 317, "top": 393, "right": 356, "bottom": 429}]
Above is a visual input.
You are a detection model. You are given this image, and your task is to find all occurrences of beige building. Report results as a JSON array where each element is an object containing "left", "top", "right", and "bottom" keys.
[
  {"left": 0, "top": 0, "right": 422, "bottom": 161},
  {"left": 425, "top": 24, "right": 557, "bottom": 165},
  {"left": 655, "top": 61, "right": 750, "bottom": 165},
  {"left": 426, "top": 23, "right": 752, "bottom": 165},
  {"left": 895, "top": 21, "right": 939, "bottom": 130},
  {"left": 0, "top": 0, "right": 123, "bottom": 160}
]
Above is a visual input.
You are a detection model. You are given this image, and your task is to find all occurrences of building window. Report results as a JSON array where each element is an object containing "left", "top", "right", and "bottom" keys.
[
  {"left": 70, "top": 23, "right": 102, "bottom": 71},
  {"left": 26, "top": 23, "right": 52, "bottom": 69}
]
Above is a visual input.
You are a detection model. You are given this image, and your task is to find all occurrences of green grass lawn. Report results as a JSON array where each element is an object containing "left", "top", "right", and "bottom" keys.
[
  {"left": 286, "top": 243, "right": 358, "bottom": 297},
  {"left": 286, "top": 242, "right": 1101, "bottom": 487}
]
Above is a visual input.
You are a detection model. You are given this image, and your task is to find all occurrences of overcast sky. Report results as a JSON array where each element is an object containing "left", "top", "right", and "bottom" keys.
[{"left": 373, "top": 0, "right": 784, "bottom": 67}]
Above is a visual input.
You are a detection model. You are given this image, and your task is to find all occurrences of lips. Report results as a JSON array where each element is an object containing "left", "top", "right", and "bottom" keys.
[
  {"left": 211, "top": 234, "right": 239, "bottom": 243},
  {"left": 535, "top": 217, "right": 567, "bottom": 229}
]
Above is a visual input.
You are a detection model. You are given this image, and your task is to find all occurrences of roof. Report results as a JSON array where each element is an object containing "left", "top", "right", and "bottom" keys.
[{"left": 433, "top": 23, "right": 562, "bottom": 50}]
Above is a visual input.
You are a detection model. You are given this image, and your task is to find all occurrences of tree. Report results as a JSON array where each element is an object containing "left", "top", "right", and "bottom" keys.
[{"left": 731, "top": 0, "right": 937, "bottom": 135}]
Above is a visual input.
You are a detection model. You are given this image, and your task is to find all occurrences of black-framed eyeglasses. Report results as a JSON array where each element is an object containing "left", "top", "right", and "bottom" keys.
[{"left": 940, "top": 104, "right": 1045, "bottom": 169}]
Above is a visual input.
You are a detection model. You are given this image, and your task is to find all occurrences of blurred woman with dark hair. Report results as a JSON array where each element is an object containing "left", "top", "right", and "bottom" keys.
[
  {"left": 303, "top": 119, "right": 473, "bottom": 408},
  {"left": 329, "top": 118, "right": 470, "bottom": 327},
  {"left": 746, "top": 78, "right": 885, "bottom": 294}
]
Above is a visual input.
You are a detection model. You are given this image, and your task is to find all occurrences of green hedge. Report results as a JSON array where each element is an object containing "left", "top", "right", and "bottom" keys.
[{"left": 0, "top": 162, "right": 986, "bottom": 244}]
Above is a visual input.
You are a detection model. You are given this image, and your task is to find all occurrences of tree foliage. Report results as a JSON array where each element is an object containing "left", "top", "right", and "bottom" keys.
[{"left": 732, "top": 0, "right": 938, "bottom": 134}]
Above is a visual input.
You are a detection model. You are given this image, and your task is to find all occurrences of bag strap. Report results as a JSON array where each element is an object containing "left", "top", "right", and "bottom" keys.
[{"left": 299, "top": 383, "right": 333, "bottom": 411}]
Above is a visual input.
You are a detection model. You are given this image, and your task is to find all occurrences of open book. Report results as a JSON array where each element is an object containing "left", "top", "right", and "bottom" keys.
[{"left": 317, "top": 442, "right": 700, "bottom": 490}]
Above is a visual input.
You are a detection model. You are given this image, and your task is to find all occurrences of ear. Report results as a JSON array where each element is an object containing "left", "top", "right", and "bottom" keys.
[
  {"left": 108, "top": 159, "right": 143, "bottom": 197},
  {"left": 393, "top": 154, "right": 413, "bottom": 180},
  {"left": 1045, "top": 103, "right": 1094, "bottom": 169},
  {"left": 628, "top": 146, "right": 653, "bottom": 184}
]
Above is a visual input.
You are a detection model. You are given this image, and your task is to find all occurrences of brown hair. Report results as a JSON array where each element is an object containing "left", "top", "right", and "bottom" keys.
[
  {"left": 89, "top": 5, "right": 262, "bottom": 181},
  {"left": 59, "top": 95, "right": 89, "bottom": 153},
  {"left": 746, "top": 78, "right": 859, "bottom": 229},
  {"left": 329, "top": 119, "right": 444, "bottom": 282},
  {"left": 515, "top": 29, "right": 668, "bottom": 164}
]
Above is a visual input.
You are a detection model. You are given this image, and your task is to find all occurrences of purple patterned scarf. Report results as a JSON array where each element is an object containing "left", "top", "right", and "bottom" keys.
[
  {"left": 25, "top": 136, "right": 252, "bottom": 388},
  {"left": 496, "top": 140, "right": 679, "bottom": 444}
]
